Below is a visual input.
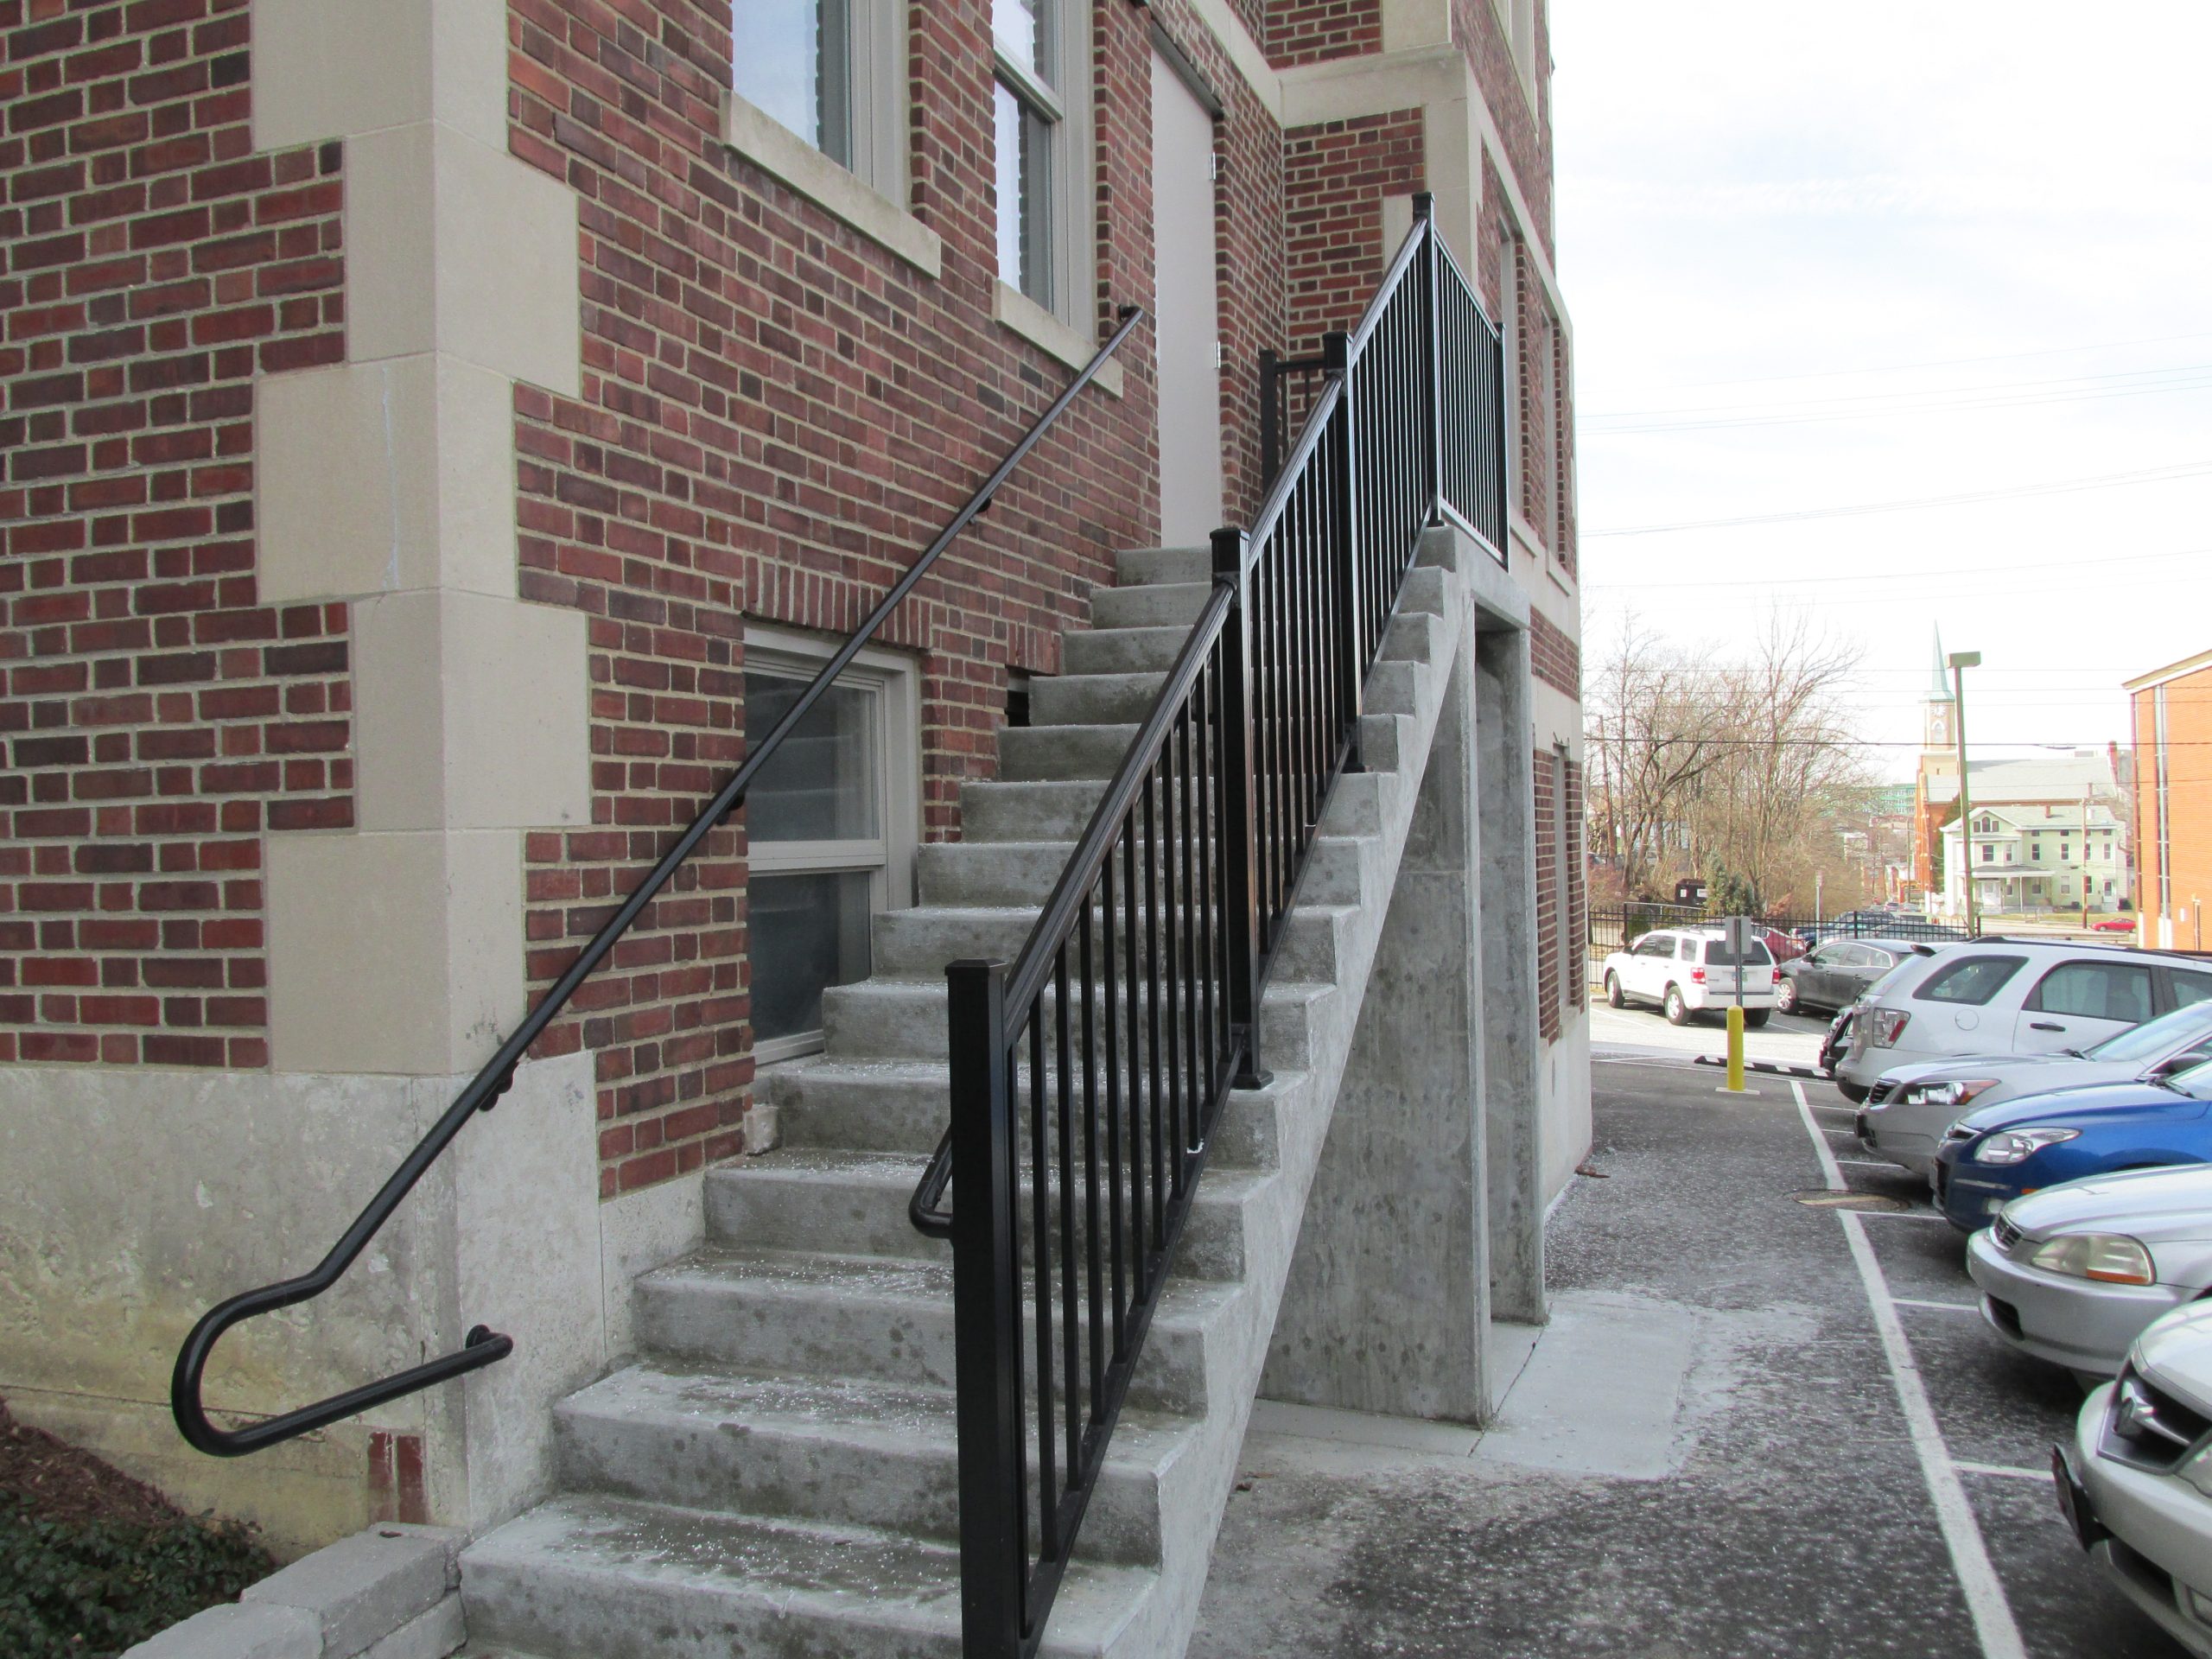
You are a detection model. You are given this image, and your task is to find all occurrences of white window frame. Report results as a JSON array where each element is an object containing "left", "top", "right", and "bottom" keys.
[
  {"left": 993, "top": 0, "right": 1094, "bottom": 328},
  {"left": 742, "top": 623, "right": 920, "bottom": 1066}
]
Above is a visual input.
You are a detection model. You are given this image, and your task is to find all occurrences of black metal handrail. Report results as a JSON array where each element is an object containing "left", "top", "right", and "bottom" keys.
[
  {"left": 169, "top": 305, "right": 1148, "bottom": 1459},
  {"left": 917, "top": 197, "right": 1504, "bottom": 1656}
]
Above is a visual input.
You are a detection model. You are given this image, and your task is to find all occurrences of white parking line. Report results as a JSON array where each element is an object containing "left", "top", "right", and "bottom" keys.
[
  {"left": 1893, "top": 1298, "right": 1980, "bottom": 1313},
  {"left": 1955, "top": 1460, "right": 2049, "bottom": 1483},
  {"left": 1790, "top": 1080, "right": 2026, "bottom": 1659}
]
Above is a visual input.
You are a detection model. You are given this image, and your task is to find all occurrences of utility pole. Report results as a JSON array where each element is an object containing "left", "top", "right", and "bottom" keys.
[{"left": 1949, "top": 651, "right": 1981, "bottom": 936}]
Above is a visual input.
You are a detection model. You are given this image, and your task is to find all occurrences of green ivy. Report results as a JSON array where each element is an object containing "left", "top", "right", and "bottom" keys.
[{"left": 0, "top": 1493, "right": 272, "bottom": 1659}]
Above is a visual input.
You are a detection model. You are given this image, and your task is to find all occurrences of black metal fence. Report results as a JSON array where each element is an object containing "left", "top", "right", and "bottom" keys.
[
  {"left": 914, "top": 195, "right": 1504, "bottom": 1656},
  {"left": 1586, "top": 903, "right": 1968, "bottom": 965}
]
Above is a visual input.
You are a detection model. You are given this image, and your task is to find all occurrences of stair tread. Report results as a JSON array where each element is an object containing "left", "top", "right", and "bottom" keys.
[
  {"left": 560, "top": 1358, "right": 1198, "bottom": 1468},
  {"left": 465, "top": 1493, "right": 1152, "bottom": 1644},
  {"left": 645, "top": 1243, "right": 1243, "bottom": 1325},
  {"left": 710, "top": 1143, "right": 1274, "bottom": 1199}
]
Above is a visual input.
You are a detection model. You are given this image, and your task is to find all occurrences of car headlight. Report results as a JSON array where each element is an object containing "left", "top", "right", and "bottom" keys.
[
  {"left": 1902, "top": 1078, "right": 1999, "bottom": 1109},
  {"left": 2025, "top": 1232, "right": 2157, "bottom": 1286},
  {"left": 1971, "top": 1126, "right": 2081, "bottom": 1165}
]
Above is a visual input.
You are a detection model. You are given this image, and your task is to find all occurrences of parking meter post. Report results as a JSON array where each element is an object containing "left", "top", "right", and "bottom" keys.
[
  {"left": 1722, "top": 915, "right": 1751, "bottom": 1093},
  {"left": 1726, "top": 1004, "right": 1745, "bottom": 1092}
]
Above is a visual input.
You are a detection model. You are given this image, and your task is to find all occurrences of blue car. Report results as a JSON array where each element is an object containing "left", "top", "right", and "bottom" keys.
[{"left": 1934, "top": 1062, "right": 2212, "bottom": 1230}]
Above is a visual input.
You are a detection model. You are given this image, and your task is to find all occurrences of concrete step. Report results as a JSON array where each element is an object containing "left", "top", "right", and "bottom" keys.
[
  {"left": 870, "top": 900, "right": 1358, "bottom": 986},
  {"left": 632, "top": 1247, "right": 1236, "bottom": 1414},
  {"left": 1064, "top": 625, "right": 1192, "bottom": 677},
  {"left": 960, "top": 779, "right": 1107, "bottom": 842},
  {"left": 1032, "top": 671, "right": 1169, "bottom": 728},
  {"left": 1114, "top": 545, "right": 1211, "bottom": 586},
  {"left": 821, "top": 971, "right": 1332, "bottom": 1075},
  {"left": 1091, "top": 581, "right": 1212, "bottom": 630},
  {"left": 1000, "top": 722, "right": 1141, "bottom": 782},
  {"left": 552, "top": 1362, "right": 1196, "bottom": 1567},
  {"left": 461, "top": 1494, "right": 1158, "bottom": 1659},
  {"left": 917, "top": 834, "right": 1372, "bottom": 909},
  {"left": 760, "top": 1056, "right": 1287, "bottom": 1172},
  {"left": 703, "top": 1147, "right": 1265, "bottom": 1280}
]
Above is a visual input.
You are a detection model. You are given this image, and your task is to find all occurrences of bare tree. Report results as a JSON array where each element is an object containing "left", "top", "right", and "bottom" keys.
[{"left": 1585, "top": 610, "right": 1872, "bottom": 910}]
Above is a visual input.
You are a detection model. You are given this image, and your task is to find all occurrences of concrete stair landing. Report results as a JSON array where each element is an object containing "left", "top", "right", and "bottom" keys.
[{"left": 458, "top": 537, "right": 1487, "bottom": 1658}]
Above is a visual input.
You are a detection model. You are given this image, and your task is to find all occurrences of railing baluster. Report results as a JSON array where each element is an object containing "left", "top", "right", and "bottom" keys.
[
  {"left": 1030, "top": 1006, "right": 1055, "bottom": 1562},
  {"left": 1053, "top": 944, "right": 1078, "bottom": 1483},
  {"left": 1101, "top": 856, "right": 1126, "bottom": 1357}
]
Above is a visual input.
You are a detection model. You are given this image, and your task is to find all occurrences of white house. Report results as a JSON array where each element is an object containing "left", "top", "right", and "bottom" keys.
[{"left": 1940, "top": 801, "right": 2130, "bottom": 918}]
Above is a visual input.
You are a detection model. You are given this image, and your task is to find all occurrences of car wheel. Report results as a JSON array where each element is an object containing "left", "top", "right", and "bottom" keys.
[
  {"left": 1835, "top": 1080, "right": 1869, "bottom": 1104},
  {"left": 1775, "top": 978, "right": 1798, "bottom": 1015},
  {"left": 1743, "top": 1008, "right": 1770, "bottom": 1029},
  {"left": 1663, "top": 984, "right": 1689, "bottom": 1026},
  {"left": 1605, "top": 972, "right": 1624, "bottom": 1009}
]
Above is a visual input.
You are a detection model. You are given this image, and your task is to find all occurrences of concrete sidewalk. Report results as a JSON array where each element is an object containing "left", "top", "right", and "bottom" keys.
[{"left": 1186, "top": 1059, "right": 2174, "bottom": 1658}]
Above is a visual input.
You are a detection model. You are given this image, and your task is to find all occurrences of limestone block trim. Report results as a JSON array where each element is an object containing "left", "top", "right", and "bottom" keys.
[
  {"left": 344, "top": 121, "right": 582, "bottom": 395},
  {"left": 257, "top": 355, "right": 519, "bottom": 607},
  {"left": 1179, "top": 0, "right": 1283, "bottom": 119},
  {"left": 992, "top": 282, "right": 1127, "bottom": 397},
  {"left": 266, "top": 830, "right": 525, "bottom": 1077},
  {"left": 353, "top": 589, "right": 592, "bottom": 834},
  {"left": 251, "top": 0, "right": 508, "bottom": 154},
  {"left": 720, "top": 88, "right": 945, "bottom": 278}
]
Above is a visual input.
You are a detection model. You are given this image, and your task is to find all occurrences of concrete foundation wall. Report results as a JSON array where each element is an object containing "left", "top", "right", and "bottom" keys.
[{"left": 0, "top": 1054, "right": 699, "bottom": 1556}]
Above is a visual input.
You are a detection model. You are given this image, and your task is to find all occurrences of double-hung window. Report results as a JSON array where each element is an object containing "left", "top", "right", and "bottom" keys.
[
  {"left": 733, "top": 0, "right": 903, "bottom": 197},
  {"left": 742, "top": 633, "right": 918, "bottom": 1064},
  {"left": 993, "top": 0, "right": 1087, "bottom": 322}
]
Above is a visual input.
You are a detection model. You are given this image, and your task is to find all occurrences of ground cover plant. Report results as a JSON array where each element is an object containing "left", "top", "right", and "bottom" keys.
[{"left": 0, "top": 1399, "right": 272, "bottom": 1658}]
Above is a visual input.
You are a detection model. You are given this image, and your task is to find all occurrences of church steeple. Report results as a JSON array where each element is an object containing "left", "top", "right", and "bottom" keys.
[{"left": 1923, "top": 627, "right": 1955, "bottom": 753}]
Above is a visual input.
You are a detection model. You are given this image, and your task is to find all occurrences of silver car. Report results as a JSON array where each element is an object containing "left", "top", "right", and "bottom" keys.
[
  {"left": 1968, "top": 1165, "right": 2212, "bottom": 1377},
  {"left": 2063, "top": 1303, "right": 2212, "bottom": 1656},
  {"left": 1857, "top": 1000, "right": 2212, "bottom": 1177}
]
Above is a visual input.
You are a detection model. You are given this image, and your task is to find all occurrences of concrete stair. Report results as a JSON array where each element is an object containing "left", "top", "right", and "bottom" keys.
[{"left": 459, "top": 536, "right": 1484, "bottom": 1658}]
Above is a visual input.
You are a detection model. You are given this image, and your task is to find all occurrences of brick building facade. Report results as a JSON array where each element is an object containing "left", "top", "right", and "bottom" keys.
[
  {"left": 2129, "top": 648, "right": 2212, "bottom": 951},
  {"left": 2, "top": 0, "right": 1584, "bottom": 1567}
]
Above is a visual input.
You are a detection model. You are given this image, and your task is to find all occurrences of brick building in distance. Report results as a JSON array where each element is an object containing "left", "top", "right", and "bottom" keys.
[
  {"left": 2129, "top": 648, "right": 2212, "bottom": 951},
  {"left": 1, "top": 1, "right": 1584, "bottom": 1649}
]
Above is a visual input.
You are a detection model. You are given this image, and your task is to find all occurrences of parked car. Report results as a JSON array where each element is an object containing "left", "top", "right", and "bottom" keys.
[
  {"left": 1831, "top": 939, "right": 2212, "bottom": 1103},
  {"left": 2058, "top": 1303, "right": 2212, "bottom": 1656},
  {"left": 1933, "top": 1062, "right": 2212, "bottom": 1230},
  {"left": 1601, "top": 926, "right": 1777, "bottom": 1027},
  {"left": 1967, "top": 1166, "right": 2212, "bottom": 1376},
  {"left": 1775, "top": 936, "right": 1929, "bottom": 1018},
  {"left": 1856, "top": 1000, "right": 2212, "bottom": 1177},
  {"left": 2094, "top": 918, "right": 2139, "bottom": 934}
]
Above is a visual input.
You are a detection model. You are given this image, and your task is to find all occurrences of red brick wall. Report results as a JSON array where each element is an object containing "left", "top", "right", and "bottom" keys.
[
  {"left": 505, "top": 0, "right": 1290, "bottom": 1192},
  {"left": 1266, "top": 0, "right": 1382, "bottom": 68},
  {"left": 1529, "top": 608, "right": 1577, "bottom": 698},
  {"left": 2135, "top": 670, "right": 2212, "bottom": 943},
  {"left": 1562, "top": 752, "right": 1585, "bottom": 1012},
  {"left": 1282, "top": 109, "right": 1424, "bottom": 354},
  {"left": 0, "top": 0, "right": 349, "bottom": 1070},
  {"left": 1534, "top": 745, "right": 1559, "bottom": 1040},
  {"left": 1452, "top": 0, "right": 1553, "bottom": 259}
]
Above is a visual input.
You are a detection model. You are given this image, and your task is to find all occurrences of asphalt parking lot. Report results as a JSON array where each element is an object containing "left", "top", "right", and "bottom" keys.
[{"left": 1190, "top": 1054, "right": 2182, "bottom": 1657}]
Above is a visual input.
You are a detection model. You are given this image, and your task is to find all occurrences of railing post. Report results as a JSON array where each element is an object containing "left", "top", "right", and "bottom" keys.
[
  {"left": 947, "top": 958, "right": 1025, "bottom": 1657},
  {"left": 1414, "top": 190, "right": 1444, "bottom": 524},
  {"left": 1210, "top": 528, "right": 1272, "bottom": 1091},
  {"left": 1321, "top": 330, "right": 1363, "bottom": 774}
]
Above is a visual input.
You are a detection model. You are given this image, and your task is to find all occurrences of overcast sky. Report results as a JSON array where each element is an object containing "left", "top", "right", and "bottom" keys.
[{"left": 1552, "top": 1, "right": 2212, "bottom": 781}]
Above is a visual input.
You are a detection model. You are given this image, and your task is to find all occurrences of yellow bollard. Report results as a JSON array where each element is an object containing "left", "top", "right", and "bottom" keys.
[{"left": 1725, "top": 1003, "right": 1745, "bottom": 1093}]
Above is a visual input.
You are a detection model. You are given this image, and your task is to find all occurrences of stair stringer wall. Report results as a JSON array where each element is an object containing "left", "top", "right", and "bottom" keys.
[{"left": 1085, "top": 523, "right": 1532, "bottom": 1657}]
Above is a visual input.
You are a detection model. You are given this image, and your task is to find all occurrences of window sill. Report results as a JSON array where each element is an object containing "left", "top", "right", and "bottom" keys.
[
  {"left": 993, "top": 283, "right": 1125, "bottom": 398},
  {"left": 721, "top": 87, "right": 943, "bottom": 279}
]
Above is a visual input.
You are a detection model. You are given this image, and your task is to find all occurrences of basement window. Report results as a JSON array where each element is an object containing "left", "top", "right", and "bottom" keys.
[{"left": 743, "top": 629, "right": 918, "bottom": 1065}]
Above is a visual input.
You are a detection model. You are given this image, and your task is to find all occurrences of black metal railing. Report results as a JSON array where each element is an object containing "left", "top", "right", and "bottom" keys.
[
  {"left": 913, "top": 195, "right": 1503, "bottom": 1656},
  {"left": 169, "top": 306, "right": 1147, "bottom": 1459}
]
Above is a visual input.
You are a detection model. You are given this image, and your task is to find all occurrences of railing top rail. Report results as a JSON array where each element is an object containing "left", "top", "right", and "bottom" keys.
[{"left": 172, "top": 305, "right": 1147, "bottom": 1459}]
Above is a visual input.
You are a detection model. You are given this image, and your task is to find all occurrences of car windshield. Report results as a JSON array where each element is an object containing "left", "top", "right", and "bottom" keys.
[{"left": 2085, "top": 1000, "right": 2212, "bottom": 1065}]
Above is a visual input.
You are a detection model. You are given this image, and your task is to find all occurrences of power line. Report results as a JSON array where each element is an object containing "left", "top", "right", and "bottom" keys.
[
  {"left": 1587, "top": 374, "right": 2212, "bottom": 435},
  {"left": 1588, "top": 360, "right": 2212, "bottom": 426},
  {"left": 1588, "top": 543, "right": 2212, "bottom": 589},
  {"left": 1637, "top": 330, "right": 2212, "bottom": 394},
  {"left": 1585, "top": 461, "right": 2212, "bottom": 537}
]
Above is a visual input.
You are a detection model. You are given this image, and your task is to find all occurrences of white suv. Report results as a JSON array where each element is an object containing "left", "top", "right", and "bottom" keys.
[
  {"left": 1602, "top": 927, "right": 1777, "bottom": 1027},
  {"left": 1831, "top": 939, "right": 2212, "bottom": 1103}
]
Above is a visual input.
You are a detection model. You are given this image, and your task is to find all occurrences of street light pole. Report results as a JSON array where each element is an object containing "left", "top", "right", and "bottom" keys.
[{"left": 1949, "top": 650, "right": 1982, "bottom": 936}]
